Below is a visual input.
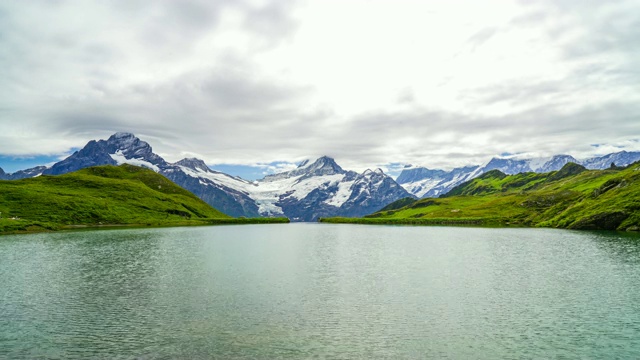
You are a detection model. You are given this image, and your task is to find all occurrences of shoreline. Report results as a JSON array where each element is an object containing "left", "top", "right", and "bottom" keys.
[
  {"left": 0, "top": 217, "right": 290, "bottom": 236},
  {"left": 318, "top": 217, "right": 640, "bottom": 232}
]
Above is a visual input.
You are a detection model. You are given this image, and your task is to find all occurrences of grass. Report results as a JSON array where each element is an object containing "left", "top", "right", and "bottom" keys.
[
  {"left": 320, "top": 162, "right": 640, "bottom": 231},
  {"left": 0, "top": 164, "right": 288, "bottom": 234}
]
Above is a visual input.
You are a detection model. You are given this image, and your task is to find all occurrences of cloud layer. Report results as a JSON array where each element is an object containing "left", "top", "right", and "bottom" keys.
[{"left": 1, "top": 0, "right": 639, "bottom": 173}]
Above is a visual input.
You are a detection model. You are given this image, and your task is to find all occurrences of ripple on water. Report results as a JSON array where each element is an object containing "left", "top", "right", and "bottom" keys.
[{"left": 1, "top": 225, "right": 640, "bottom": 358}]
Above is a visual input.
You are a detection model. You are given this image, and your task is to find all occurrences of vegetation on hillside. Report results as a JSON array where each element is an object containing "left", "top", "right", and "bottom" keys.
[
  {"left": 320, "top": 162, "right": 640, "bottom": 231},
  {"left": 0, "top": 164, "right": 287, "bottom": 234}
]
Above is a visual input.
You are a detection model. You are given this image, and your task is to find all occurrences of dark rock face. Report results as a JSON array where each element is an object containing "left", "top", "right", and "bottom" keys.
[
  {"left": 44, "top": 132, "right": 167, "bottom": 175},
  {"left": 162, "top": 163, "right": 261, "bottom": 218},
  {"left": 569, "top": 211, "right": 629, "bottom": 230}
]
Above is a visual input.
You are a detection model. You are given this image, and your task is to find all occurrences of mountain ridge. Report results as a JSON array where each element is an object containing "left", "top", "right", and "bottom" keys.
[
  {"left": 322, "top": 161, "right": 640, "bottom": 231},
  {"left": 396, "top": 151, "right": 640, "bottom": 198},
  {"left": 2, "top": 133, "right": 412, "bottom": 221},
  {"left": 2, "top": 132, "right": 640, "bottom": 217}
]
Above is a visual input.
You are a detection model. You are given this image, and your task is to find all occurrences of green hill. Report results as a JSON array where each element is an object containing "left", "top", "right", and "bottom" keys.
[
  {"left": 320, "top": 162, "right": 640, "bottom": 231},
  {"left": 0, "top": 164, "right": 287, "bottom": 233}
]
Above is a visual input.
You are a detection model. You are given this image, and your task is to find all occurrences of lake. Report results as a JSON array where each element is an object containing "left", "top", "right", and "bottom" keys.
[{"left": 1, "top": 224, "right": 640, "bottom": 359}]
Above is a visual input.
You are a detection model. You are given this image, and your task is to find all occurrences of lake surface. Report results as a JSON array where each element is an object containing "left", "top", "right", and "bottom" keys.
[{"left": 1, "top": 224, "right": 640, "bottom": 359}]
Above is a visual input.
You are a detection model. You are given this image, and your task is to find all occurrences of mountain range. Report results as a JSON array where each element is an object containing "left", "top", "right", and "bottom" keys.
[
  {"left": 323, "top": 161, "right": 640, "bottom": 232},
  {"left": 1, "top": 132, "right": 639, "bottom": 219},
  {"left": 0, "top": 133, "right": 411, "bottom": 221},
  {"left": 396, "top": 152, "right": 640, "bottom": 198}
]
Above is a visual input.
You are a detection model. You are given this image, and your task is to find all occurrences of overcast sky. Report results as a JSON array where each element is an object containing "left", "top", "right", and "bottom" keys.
[{"left": 1, "top": 0, "right": 639, "bottom": 177}]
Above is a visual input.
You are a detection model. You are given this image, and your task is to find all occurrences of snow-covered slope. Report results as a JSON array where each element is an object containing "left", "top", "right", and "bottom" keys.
[{"left": 397, "top": 165, "right": 481, "bottom": 198}]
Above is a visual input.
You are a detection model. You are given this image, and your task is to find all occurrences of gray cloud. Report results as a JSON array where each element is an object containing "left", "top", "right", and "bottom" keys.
[{"left": 0, "top": 0, "right": 639, "bottom": 173}]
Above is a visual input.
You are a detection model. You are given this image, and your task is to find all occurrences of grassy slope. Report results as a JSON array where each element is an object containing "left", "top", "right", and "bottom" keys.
[
  {"left": 321, "top": 162, "right": 640, "bottom": 231},
  {"left": 0, "top": 164, "right": 287, "bottom": 233}
]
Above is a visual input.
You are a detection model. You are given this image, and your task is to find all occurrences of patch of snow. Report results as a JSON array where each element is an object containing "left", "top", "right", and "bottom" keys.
[
  {"left": 401, "top": 178, "right": 442, "bottom": 198},
  {"left": 297, "top": 159, "right": 311, "bottom": 169},
  {"left": 527, "top": 157, "right": 550, "bottom": 172},
  {"left": 179, "top": 166, "right": 253, "bottom": 193},
  {"left": 324, "top": 180, "right": 355, "bottom": 207},
  {"left": 178, "top": 165, "right": 348, "bottom": 216},
  {"left": 110, "top": 150, "right": 160, "bottom": 172}
]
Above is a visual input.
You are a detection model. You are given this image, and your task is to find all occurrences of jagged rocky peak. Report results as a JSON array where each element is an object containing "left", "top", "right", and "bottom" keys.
[
  {"left": 107, "top": 132, "right": 153, "bottom": 156},
  {"left": 263, "top": 155, "right": 345, "bottom": 181},
  {"left": 0, "top": 167, "right": 5, "bottom": 176},
  {"left": 175, "top": 158, "right": 211, "bottom": 172},
  {"left": 304, "top": 156, "right": 344, "bottom": 173},
  {"left": 43, "top": 132, "right": 168, "bottom": 175},
  {"left": 363, "top": 168, "right": 386, "bottom": 176},
  {"left": 537, "top": 154, "right": 579, "bottom": 173}
]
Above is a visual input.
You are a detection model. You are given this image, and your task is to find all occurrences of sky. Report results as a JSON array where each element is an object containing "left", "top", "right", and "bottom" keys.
[{"left": 1, "top": 0, "right": 639, "bottom": 178}]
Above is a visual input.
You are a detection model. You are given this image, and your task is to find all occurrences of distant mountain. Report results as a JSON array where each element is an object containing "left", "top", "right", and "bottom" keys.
[
  {"left": 325, "top": 161, "right": 640, "bottom": 231},
  {"left": 0, "top": 166, "right": 48, "bottom": 180},
  {"left": 397, "top": 152, "right": 640, "bottom": 198},
  {"left": 172, "top": 155, "right": 413, "bottom": 221},
  {"left": 16, "top": 133, "right": 411, "bottom": 221},
  {"left": 581, "top": 151, "right": 640, "bottom": 169},
  {"left": 3, "top": 132, "right": 639, "bottom": 211},
  {"left": 535, "top": 155, "right": 579, "bottom": 173},
  {"left": 397, "top": 165, "right": 481, "bottom": 198},
  {"left": 163, "top": 158, "right": 262, "bottom": 218},
  {"left": 44, "top": 132, "right": 167, "bottom": 175}
]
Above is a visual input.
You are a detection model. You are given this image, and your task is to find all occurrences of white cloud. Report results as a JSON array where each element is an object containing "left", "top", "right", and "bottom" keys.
[{"left": 0, "top": 0, "right": 639, "bottom": 172}]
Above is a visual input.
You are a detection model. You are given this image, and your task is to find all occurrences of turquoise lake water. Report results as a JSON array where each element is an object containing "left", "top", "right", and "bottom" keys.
[{"left": 1, "top": 224, "right": 640, "bottom": 359}]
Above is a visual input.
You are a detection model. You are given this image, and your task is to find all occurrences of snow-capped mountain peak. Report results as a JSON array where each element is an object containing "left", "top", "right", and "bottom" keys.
[
  {"left": 301, "top": 156, "right": 344, "bottom": 175},
  {"left": 44, "top": 132, "right": 167, "bottom": 175},
  {"left": 174, "top": 158, "right": 211, "bottom": 172},
  {"left": 262, "top": 156, "right": 345, "bottom": 182}
]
